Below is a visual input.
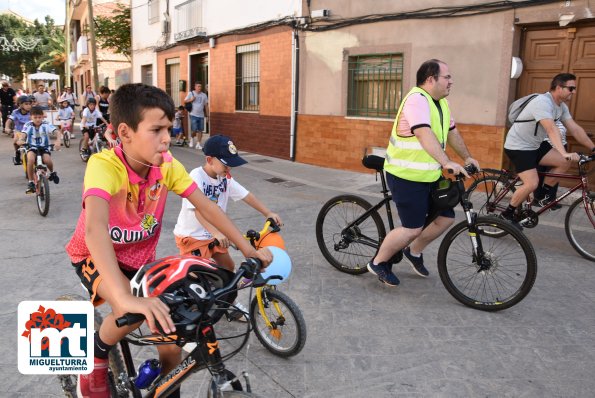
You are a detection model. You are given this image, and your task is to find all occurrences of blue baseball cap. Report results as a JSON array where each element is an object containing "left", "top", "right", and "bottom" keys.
[{"left": 202, "top": 135, "right": 247, "bottom": 167}]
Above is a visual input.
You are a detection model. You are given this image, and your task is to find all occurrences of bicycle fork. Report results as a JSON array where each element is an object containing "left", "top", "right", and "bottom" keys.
[
  {"left": 256, "top": 287, "right": 285, "bottom": 341},
  {"left": 463, "top": 210, "right": 491, "bottom": 272}
]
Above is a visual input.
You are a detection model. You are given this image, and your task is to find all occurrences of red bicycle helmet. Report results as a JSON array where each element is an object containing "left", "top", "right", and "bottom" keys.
[{"left": 130, "top": 255, "right": 236, "bottom": 332}]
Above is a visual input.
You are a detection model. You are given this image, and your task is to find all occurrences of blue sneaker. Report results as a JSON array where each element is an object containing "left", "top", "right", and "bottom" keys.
[
  {"left": 367, "top": 261, "right": 400, "bottom": 286},
  {"left": 403, "top": 247, "right": 429, "bottom": 277}
]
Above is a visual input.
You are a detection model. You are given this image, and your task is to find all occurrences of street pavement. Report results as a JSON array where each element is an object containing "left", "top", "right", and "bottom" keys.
[{"left": 1, "top": 131, "right": 594, "bottom": 397}]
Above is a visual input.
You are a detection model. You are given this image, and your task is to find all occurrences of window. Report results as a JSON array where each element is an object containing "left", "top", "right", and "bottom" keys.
[
  {"left": 165, "top": 58, "right": 180, "bottom": 106},
  {"left": 141, "top": 64, "right": 153, "bottom": 86},
  {"left": 347, "top": 53, "right": 403, "bottom": 119},
  {"left": 236, "top": 43, "right": 260, "bottom": 111},
  {"left": 148, "top": 0, "right": 160, "bottom": 24}
]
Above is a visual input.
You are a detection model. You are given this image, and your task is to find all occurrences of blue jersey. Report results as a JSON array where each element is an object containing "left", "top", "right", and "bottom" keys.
[
  {"left": 23, "top": 121, "right": 56, "bottom": 149},
  {"left": 8, "top": 109, "right": 31, "bottom": 131}
]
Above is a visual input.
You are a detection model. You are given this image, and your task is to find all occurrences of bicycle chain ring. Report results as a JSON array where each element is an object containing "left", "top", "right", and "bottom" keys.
[{"left": 518, "top": 209, "right": 539, "bottom": 228}]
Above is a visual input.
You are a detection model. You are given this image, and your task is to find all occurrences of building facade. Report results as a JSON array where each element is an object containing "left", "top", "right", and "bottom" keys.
[
  {"left": 67, "top": 0, "right": 131, "bottom": 97},
  {"left": 295, "top": 0, "right": 595, "bottom": 172},
  {"left": 132, "top": 0, "right": 301, "bottom": 158},
  {"left": 130, "top": 0, "right": 595, "bottom": 171}
]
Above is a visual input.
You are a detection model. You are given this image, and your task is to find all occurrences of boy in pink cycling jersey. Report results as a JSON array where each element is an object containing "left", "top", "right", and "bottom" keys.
[{"left": 65, "top": 84, "right": 271, "bottom": 398}]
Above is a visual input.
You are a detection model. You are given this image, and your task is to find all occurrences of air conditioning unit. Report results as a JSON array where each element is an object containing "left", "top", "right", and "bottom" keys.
[
  {"left": 162, "top": 20, "right": 170, "bottom": 34},
  {"left": 311, "top": 9, "right": 330, "bottom": 18}
]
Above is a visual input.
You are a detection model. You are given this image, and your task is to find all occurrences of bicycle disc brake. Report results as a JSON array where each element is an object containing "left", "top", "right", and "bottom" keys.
[{"left": 518, "top": 209, "right": 539, "bottom": 228}]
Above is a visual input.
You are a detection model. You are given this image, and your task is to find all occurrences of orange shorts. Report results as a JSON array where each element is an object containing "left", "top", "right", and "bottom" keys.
[{"left": 174, "top": 235, "right": 228, "bottom": 258}]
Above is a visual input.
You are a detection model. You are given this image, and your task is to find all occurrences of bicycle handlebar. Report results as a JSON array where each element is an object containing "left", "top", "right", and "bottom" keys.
[
  {"left": 115, "top": 257, "right": 263, "bottom": 328},
  {"left": 446, "top": 164, "right": 479, "bottom": 179},
  {"left": 208, "top": 218, "right": 281, "bottom": 250}
]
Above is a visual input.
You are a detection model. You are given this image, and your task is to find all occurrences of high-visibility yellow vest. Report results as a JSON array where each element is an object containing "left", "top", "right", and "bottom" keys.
[{"left": 384, "top": 87, "right": 450, "bottom": 182}]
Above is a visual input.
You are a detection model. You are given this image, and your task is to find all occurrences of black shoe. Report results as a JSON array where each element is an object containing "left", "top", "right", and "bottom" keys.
[
  {"left": 367, "top": 261, "right": 400, "bottom": 286},
  {"left": 403, "top": 247, "right": 429, "bottom": 277},
  {"left": 532, "top": 195, "right": 562, "bottom": 211},
  {"left": 498, "top": 212, "right": 523, "bottom": 231},
  {"left": 49, "top": 172, "right": 60, "bottom": 184},
  {"left": 13, "top": 156, "right": 21, "bottom": 165},
  {"left": 26, "top": 181, "right": 35, "bottom": 194}
]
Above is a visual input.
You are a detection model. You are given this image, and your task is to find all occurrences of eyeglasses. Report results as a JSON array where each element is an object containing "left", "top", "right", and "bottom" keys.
[
  {"left": 436, "top": 75, "right": 452, "bottom": 80},
  {"left": 562, "top": 85, "right": 576, "bottom": 92}
]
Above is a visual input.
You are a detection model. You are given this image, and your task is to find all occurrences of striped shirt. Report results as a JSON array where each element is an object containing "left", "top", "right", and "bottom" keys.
[{"left": 23, "top": 121, "right": 56, "bottom": 149}]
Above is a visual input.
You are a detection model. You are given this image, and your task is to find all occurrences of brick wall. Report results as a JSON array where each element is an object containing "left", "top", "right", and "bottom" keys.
[
  {"left": 211, "top": 112, "right": 291, "bottom": 159},
  {"left": 295, "top": 114, "right": 505, "bottom": 173}
]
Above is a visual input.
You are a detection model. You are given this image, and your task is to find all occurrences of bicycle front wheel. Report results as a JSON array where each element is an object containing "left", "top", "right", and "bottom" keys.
[
  {"left": 36, "top": 175, "right": 50, "bottom": 216},
  {"left": 250, "top": 288, "right": 307, "bottom": 357},
  {"left": 63, "top": 131, "right": 70, "bottom": 148},
  {"left": 437, "top": 216, "right": 537, "bottom": 311},
  {"left": 466, "top": 171, "right": 516, "bottom": 237},
  {"left": 565, "top": 196, "right": 595, "bottom": 262},
  {"left": 316, "top": 195, "right": 386, "bottom": 274},
  {"left": 55, "top": 294, "right": 129, "bottom": 398},
  {"left": 79, "top": 139, "right": 90, "bottom": 162}
]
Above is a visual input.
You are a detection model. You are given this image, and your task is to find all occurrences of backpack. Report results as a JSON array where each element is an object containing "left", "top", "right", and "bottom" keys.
[{"left": 507, "top": 93, "right": 539, "bottom": 125}]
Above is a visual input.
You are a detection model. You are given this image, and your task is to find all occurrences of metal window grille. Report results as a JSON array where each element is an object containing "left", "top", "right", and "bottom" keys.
[
  {"left": 347, "top": 53, "right": 403, "bottom": 119},
  {"left": 148, "top": 0, "right": 160, "bottom": 24},
  {"left": 236, "top": 43, "right": 260, "bottom": 111}
]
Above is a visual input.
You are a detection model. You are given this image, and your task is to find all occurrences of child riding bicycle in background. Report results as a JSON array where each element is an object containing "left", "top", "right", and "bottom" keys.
[
  {"left": 64, "top": 84, "right": 272, "bottom": 398},
  {"left": 173, "top": 134, "right": 283, "bottom": 319},
  {"left": 55, "top": 99, "right": 75, "bottom": 149},
  {"left": 6, "top": 95, "right": 32, "bottom": 165},
  {"left": 80, "top": 97, "right": 108, "bottom": 154},
  {"left": 23, "top": 106, "right": 60, "bottom": 193}
]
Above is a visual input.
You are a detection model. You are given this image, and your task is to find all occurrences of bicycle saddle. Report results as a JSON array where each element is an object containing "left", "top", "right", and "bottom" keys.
[{"left": 362, "top": 154, "right": 385, "bottom": 172}]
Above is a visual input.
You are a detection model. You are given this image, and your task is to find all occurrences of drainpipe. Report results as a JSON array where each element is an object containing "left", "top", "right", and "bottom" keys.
[
  {"left": 65, "top": 0, "right": 71, "bottom": 86},
  {"left": 87, "top": 0, "right": 100, "bottom": 90},
  {"left": 289, "top": 28, "right": 300, "bottom": 161}
]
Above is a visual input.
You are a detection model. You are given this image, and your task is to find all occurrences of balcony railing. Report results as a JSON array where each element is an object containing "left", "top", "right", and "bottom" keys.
[
  {"left": 174, "top": 0, "right": 206, "bottom": 41},
  {"left": 76, "top": 36, "right": 88, "bottom": 64}
]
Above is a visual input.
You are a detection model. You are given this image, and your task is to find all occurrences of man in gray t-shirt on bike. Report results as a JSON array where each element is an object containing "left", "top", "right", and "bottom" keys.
[{"left": 501, "top": 73, "right": 595, "bottom": 225}]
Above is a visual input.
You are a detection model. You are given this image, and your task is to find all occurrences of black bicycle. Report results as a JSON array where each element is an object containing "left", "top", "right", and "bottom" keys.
[
  {"left": 316, "top": 153, "right": 538, "bottom": 311},
  {"left": 56, "top": 256, "right": 277, "bottom": 397}
]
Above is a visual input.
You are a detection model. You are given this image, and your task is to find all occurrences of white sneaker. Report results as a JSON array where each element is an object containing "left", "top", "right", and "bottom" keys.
[
  {"left": 189, "top": 138, "right": 195, "bottom": 148},
  {"left": 228, "top": 301, "right": 249, "bottom": 322},
  {"left": 195, "top": 142, "right": 202, "bottom": 150}
]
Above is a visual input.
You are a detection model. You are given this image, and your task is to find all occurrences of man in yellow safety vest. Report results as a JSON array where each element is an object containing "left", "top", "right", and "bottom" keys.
[{"left": 368, "top": 59, "right": 481, "bottom": 286}]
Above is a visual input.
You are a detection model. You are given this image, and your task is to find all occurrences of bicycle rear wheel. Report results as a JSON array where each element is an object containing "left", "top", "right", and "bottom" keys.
[
  {"left": 36, "top": 175, "right": 50, "bottom": 216},
  {"left": 250, "top": 288, "right": 307, "bottom": 357},
  {"left": 55, "top": 294, "right": 129, "bottom": 398},
  {"left": 466, "top": 171, "right": 516, "bottom": 237},
  {"left": 565, "top": 196, "right": 595, "bottom": 262},
  {"left": 437, "top": 216, "right": 537, "bottom": 311},
  {"left": 316, "top": 194, "right": 386, "bottom": 275}
]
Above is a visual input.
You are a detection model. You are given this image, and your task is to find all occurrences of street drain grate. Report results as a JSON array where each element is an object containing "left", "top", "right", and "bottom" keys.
[
  {"left": 265, "top": 177, "right": 286, "bottom": 183},
  {"left": 252, "top": 159, "right": 273, "bottom": 163}
]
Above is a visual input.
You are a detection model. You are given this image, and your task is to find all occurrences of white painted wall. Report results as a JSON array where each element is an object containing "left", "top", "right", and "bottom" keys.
[{"left": 131, "top": 0, "right": 164, "bottom": 83}]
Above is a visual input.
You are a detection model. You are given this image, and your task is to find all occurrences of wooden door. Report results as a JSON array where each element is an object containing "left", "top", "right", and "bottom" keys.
[{"left": 518, "top": 25, "right": 595, "bottom": 186}]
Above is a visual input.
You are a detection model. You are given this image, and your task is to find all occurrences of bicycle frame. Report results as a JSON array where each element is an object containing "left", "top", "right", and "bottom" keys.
[
  {"left": 341, "top": 171, "right": 396, "bottom": 250},
  {"left": 117, "top": 320, "right": 239, "bottom": 398},
  {"left": 482, "top": 162, "right": 594, "bottom": 228}
]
